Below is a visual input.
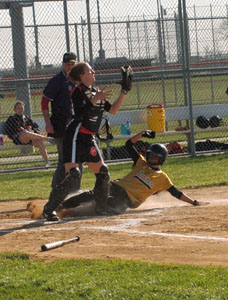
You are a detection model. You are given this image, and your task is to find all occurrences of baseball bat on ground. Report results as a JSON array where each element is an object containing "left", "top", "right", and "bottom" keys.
[{"left": 41, "top": 236, "right": 80, "bottom": 251}]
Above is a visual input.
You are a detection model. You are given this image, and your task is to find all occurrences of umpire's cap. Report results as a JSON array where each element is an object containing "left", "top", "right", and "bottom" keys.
[
  {"left": 146, "top": 143, "right": 168, "bottom": 165},
  {"left": 63, "top": 52, "right": 76, "bottom": 63}
]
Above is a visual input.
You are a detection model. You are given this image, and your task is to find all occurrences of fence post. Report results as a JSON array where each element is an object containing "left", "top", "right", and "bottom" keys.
[
  {"left": 86, "top": 0, "right": 94, "bottom": 67},
  {"left": 74, "top": 24, "right": 80, "bottom": 61},
  {"left": 10, "top": 3, "right": 32, "bottom": 117},
  {"left": 182, "top": 0, "right": 196, "bottom": 155},
  {"left": 63, "top": 0, "right": 70, "bottom": 52}
]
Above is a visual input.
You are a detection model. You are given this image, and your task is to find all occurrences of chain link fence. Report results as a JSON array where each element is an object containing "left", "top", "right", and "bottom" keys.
[{"left": 1, "top": 0, "right": 228, "bottom": 172}]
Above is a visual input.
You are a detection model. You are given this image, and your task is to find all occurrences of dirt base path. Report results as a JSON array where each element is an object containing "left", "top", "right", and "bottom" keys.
[{"left": 1, "top": 186, "right": 228, "bottom": 266}]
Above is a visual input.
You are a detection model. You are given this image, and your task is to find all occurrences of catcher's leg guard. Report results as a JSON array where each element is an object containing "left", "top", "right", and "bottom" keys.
[
  {"left": 68, "top": 162, "right": 83, "bottom": 193},
  {"left": 43, "top": 167, "right": 81, "bottom": 219},
  {"left": 93, "top": 164, "right": 110, "bottom": 214}
]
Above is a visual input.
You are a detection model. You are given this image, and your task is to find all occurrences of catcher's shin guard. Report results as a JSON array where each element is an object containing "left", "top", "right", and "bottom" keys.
[
  {"left": 93, "top": 165, "right": 110, "bottom": 213},
  {"left": 68, "top": 162, "right": 83, "bottom": 193},
  {"left": 44, "top": 167, "right": 81, "bottom": 214}
]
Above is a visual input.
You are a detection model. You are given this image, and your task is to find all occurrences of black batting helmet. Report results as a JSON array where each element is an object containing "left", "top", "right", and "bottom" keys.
[
  {"left": 196, "top": 116, "right": 210, "bottom": 129},
  {"left": 146, "top": 143, "right": 168, "bottom": 165},
  {"left": 209, "top": 115, "right": 223, "bottom": 128}
]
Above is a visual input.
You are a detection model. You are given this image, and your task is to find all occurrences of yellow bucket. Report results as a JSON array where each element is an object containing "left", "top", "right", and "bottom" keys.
[{"left": 146, "top": 104, "right": 165, "bottom": 133}]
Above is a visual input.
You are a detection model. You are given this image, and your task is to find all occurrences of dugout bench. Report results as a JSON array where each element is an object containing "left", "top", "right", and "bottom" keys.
[
  {"left": 100, "top": 103, "right": 228, "bottom": 160},
  {"left": 1, "top": 103, "right": 228, "bottom": 159}
]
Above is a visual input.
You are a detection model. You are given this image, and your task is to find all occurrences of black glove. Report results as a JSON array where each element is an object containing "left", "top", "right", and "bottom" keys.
[
  {"left": 142, "top": 130, "right": 156, "bottom": 139},
  {"left": 118, "top": 65, "right": 133, "bottom": 94},
  {"left": 226, "top": 87, "right": 228, "bottom": 95},
  {"left": 193, "top": 200, "right": 199, "bottom": 206}
]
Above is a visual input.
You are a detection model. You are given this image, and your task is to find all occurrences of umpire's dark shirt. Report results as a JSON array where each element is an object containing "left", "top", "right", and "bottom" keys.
[{"left": 43, "top": 70, "right": 75, "bottom": 136}]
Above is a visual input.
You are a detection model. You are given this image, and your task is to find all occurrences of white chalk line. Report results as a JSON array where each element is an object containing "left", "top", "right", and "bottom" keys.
[
  {"left": 81, "top": 225, "right": 228, "bottom": 242},
  {"left": 1, "top": 214, "right": 228, "bottom": 243},
  {"left": 80, "top": 217, "right": 228, "bottom": 242},
  {"left": 0, "top": 227, "right": 76, "bottom": 233}
]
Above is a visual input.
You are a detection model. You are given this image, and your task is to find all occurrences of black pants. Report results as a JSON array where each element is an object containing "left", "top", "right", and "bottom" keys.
[
  {"left": 107, "top": 182, "right": 132, "bottom": 213},
  {"left": 62, "top": 181, "right": 132, "bottom": 213}
]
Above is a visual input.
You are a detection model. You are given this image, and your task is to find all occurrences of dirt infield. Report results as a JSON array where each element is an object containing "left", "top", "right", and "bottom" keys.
[{"left": 1, "top": 186, "right": 228, "bottom": 266}]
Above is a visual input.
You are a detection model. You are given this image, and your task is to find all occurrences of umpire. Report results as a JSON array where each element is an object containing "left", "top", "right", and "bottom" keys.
[{"left": 41, "top": 52, "right": 81, "bottom": 190}]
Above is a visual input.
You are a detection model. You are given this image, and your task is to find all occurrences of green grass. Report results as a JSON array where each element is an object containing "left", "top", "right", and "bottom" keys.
[
  {"left": 0, "top": 153, "right": 228, "bottom": 201},
  {"left": 0, "top": 253, "right": 228, "bottom": 300},
  {"left": 1, "top": 155, "right": 228, "bottom": 298}
]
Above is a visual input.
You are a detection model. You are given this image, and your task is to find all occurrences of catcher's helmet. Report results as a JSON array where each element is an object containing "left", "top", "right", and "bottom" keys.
[
  {"left": 209, "top": 115, "right": 223, "bottom": 128},
  {"left": 196, "top": 116, "right": 210, "bottom": 129},
  {"left": 146, "top": 143, "right": 168, "bottom": 166}
]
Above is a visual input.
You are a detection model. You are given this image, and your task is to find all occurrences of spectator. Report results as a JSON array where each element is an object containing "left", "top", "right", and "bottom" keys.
[
  {"left": 5, "top": 101, "right": 55, "bottom": 167},
  {"left": 58, "top": 130, "right": 200, "bottom": 214},
  {"left": 41, "top": 52, "right": 82, "bottom": 188},
  {"left": 42, "top": 62, "right": 133, "bottom": 221}
]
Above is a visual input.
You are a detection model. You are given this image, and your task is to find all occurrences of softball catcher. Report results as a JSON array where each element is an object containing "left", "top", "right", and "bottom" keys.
[{"left": 42, "top": 63, "right": 133, "bottom": 221}]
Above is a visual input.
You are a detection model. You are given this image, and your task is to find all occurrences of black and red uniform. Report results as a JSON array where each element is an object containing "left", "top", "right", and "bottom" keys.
[{"left": 63, "top": 83, "right": 111, "bottom": 164}]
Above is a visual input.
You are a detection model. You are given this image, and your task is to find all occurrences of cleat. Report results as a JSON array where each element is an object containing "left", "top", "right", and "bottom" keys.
[
  {"left": 47, "top": 137, "right": 56, "bottom": 145},
  {"left": 55, "top": 203, "right": 64, "bottom": 212},
  {"left": 42, "top": 208, "right": 59, "bottom": 221},
  {"left": 44, "top": 161, "right": 51, "bottom": 168}
]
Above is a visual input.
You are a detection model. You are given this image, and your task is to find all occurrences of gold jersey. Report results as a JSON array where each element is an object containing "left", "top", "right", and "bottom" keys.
[{"left": 113, "top": 154, "right": 173, "bottom": 208}]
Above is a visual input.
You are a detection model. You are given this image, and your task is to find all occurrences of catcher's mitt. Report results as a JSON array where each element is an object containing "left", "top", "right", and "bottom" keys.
[{"left": 118, "top": 65, "right": 133, "bottom": 94}]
